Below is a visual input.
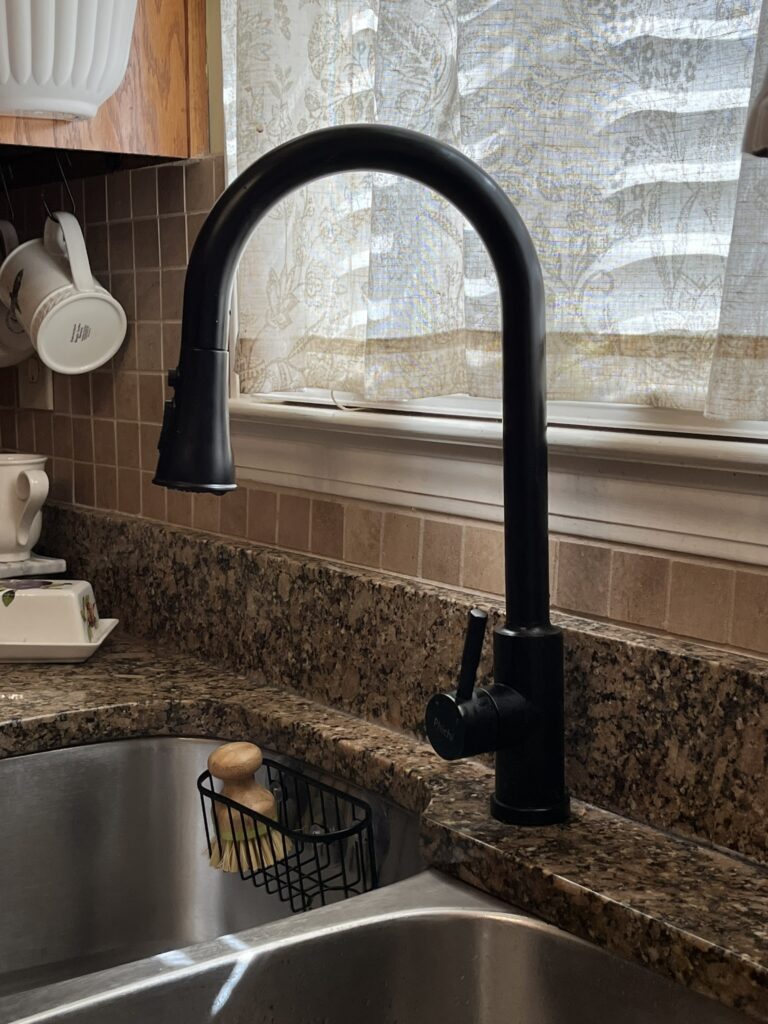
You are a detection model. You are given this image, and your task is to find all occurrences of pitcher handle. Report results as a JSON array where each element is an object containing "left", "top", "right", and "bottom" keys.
[
  {"left": 16, "top": 469, "right": 49, "bottom": 548},
  {"left": 0, "top": 220, "right": 18, "bottom": 261},
  {"left": 43, "top": 211, "right": 93, "bottom": 292}
]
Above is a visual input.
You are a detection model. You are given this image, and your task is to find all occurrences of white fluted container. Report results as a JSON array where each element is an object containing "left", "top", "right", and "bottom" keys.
[{"left": 0, "top": 0, "right": 138, "bottom": 120}]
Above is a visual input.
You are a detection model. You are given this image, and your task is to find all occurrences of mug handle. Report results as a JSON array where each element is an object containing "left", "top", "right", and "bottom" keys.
[
  {"left": 43, "top": 211, "right": 93, "bottom": 292},
  {"left": 0, "top": 220, "right": 18, "bottom": 261},
  {"left": 16, "top": 469, "right": 49, "bottom": 548}
]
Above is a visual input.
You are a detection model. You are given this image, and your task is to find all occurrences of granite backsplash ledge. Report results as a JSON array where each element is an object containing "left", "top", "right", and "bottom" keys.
[{"left": 40, "top": 503, "right": 768, "bottom": 864}]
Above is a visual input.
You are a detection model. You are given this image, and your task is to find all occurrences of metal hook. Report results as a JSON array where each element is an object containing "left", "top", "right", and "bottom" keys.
[
  {"left": 0, "top": 166, "right": 14, "bottom": 223},
  {"left": 42, "top": 152, "right": 76, "bottom": 222}
]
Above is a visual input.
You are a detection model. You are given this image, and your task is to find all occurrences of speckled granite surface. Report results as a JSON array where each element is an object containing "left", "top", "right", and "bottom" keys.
[
  {"left": 40, "top": 504, "right": 768, "bottom": 864},
  {"left": 1, "top": 633, "right": 767, "bottom": 1020}
]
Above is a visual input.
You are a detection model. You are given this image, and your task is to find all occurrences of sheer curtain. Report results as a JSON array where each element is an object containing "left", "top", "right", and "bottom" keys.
[{"left": 222, "top": 0, "right": 767, "bottom": 417}]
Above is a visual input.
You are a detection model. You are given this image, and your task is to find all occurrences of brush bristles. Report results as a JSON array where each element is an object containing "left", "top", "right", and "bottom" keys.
[{"left": 209, "top": 830, "right": 290, "bottom": 873}]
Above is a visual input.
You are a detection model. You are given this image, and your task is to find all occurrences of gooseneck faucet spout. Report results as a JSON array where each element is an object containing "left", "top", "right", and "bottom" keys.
[{"left": 154, "top": 125, "right": 569, "bottom": 826}]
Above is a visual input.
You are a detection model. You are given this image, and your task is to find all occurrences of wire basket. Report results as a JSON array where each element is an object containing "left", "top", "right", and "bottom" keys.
[{"left": 197, "top": 759, "right": 378, "bottom": 913}]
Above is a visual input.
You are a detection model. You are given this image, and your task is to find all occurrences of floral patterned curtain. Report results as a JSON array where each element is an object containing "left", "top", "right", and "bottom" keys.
[{"left": 222, "top": 0, "right": 765, "bottom": 415}]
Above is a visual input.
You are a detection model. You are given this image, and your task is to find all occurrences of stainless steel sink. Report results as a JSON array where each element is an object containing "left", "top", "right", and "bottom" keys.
[
  {"left": 0, "top": 738, "right": 423, "bottom": 999},
  {"left": 0, "top": 738, "right": 750, "bottom": 1024},
  {"left": 0, "top": 872, "right": 747, "bottom": 1024}
]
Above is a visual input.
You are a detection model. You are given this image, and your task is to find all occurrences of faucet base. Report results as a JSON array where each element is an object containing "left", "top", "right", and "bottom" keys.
[{"left": 490, "top": 792, "right": 570, "bottom": 826}]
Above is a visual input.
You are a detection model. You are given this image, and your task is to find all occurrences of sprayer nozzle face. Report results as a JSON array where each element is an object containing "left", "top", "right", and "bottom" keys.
[{"left": 151, "top": 476, "right": 237, "bottom": 495}]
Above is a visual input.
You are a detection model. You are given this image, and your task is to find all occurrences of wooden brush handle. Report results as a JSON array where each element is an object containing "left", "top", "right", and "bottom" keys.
[{"left": 208, "top": 742, "right": 277, "bottom": 818}]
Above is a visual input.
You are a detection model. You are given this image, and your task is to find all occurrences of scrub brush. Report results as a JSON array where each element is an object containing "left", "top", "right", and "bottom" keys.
[{"left": 207, "top": 742, "right": 290, "bottom": 873}]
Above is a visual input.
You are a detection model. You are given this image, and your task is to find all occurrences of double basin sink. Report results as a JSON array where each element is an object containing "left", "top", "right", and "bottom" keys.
[{"left": 0, "top": 738, "right": 748, "bottom": 1023}]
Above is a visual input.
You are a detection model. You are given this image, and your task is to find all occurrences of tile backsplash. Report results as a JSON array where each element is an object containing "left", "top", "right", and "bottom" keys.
[{"left": 0, "top": 155, "right": 766, "bottom": 658}]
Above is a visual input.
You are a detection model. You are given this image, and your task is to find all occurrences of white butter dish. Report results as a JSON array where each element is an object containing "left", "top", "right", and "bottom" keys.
[
  {"left": 0, "top": 578, "right": 103, "bottom": 644},
  {"left": 0, "top": 617, "right": 119, "bottom": 663}
]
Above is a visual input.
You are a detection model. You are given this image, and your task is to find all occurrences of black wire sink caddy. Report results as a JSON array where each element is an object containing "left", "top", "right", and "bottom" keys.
[{"left": 198, "top": 757, "right": 378, "bottom": 913}]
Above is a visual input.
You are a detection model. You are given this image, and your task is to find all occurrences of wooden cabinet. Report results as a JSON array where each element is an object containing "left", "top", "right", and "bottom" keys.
[{"left": 0, "top": 0, "right": 208, "bottom": 159}]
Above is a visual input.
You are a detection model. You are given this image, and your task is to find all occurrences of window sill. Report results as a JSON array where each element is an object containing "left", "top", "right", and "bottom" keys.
[{"left": 229, "top": 398, "right": 768, "bottom": 565}]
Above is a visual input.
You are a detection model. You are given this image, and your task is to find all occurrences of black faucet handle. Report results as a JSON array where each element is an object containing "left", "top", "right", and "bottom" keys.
[{"left": 456, "top": 608, "right": 488, "bottom": 703}]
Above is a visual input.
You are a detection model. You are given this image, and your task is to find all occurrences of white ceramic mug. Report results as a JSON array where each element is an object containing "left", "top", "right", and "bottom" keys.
[
  {"left": 0, "top": 453, "right": 48, "bottom": 562},
  {"left": 0, "top": 211, "right": 126, "bottom": 374},
  {"left": 0, "top": 220, "right": 34, "bottom": 368}
]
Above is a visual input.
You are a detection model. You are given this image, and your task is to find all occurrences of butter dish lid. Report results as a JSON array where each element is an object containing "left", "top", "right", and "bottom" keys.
[{"left": 0, "top": 578, "right": 101, "bottom": 644}]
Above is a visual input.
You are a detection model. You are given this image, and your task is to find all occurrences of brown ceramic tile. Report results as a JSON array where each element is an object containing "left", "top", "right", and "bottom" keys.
[
  {"left": 114, "top": 372, "right": 139, "bottom": 421},
  {"left": 344, "top": 506, "right": 381, "bottom": 567},
  {"left": 52, "top": 414, "right": 73, "bottom": 460},
  {"left": 220, "top": 487, "right": 248, "bottom": 536},
  {"left": 247, "top": 488, "right": 277, "bottom": 544},
  {"left": 95, "top": 464, "right": 117, "bottom": 510},
  {"left": 184, "top": 160, "right": 215, "bottom": 212},
  {"left": 609, "top": 550, "right": 670, "bottom": 630},
  {"left": 90, "top": 373, "right": 114, "bottom": 419},
  {"left": 311, "top": 499, "right": 344, "bottom": 559},
  {"left": 107, "top": 171, "right": 132, "bottom": 221},
  {"left": 16, "top": 409, "right": 34, "bottom": 451},
  {"left": 117, "top": 467, "right": 141, "bottom": 515},
  {"left": 422, "top": 519, "right": 462, "bottom": 586},
  {"left": 33, "top": 411, "right": 53, "bottom": 456},
  {"left": 731, "top": 571, "right": 768, "bottom": 654},
  {"left": 381, "top": 513, "right": 421, "bottom": 576},
  {"left": 50, "top": 458, "right": 73, "bottom": 503},
  {"left": 116, "top": 420, "right": 141, "bottom": 469},
  {"left": 462, "top": 526, "right": 504, "bottom": 595},
  {"left": 186, "top": 212, "right": 207, "bottom": 252},
  {"left": 40, "top": 182, "right": 62, "bottom": 220},
  {"left": 92, "top": 418, "right": 116, "bottom": 465},
  {"left": 0, "top": 410, "right": 17, "bottom": 450},
  {"left": 131, "top": 168, "right": 158, "bottom": 219},
  {"left": 138, "top": 374, "right": 165, "bottom": 424},
  {"left": 158, "top": 164, "right": 185, "bottom": 215},
  {"left": 159, "top": 215, "right": 188, "bottom": 267},
  {"left": 0, "top": 367, "right": 16, "bottom": 407},
  {"left": 110, "top": 322, "right": 137, "bottom": 374},
  {"left": 161, "top": 268, "right": 185, "bottom": 320},
  {"left": 133, "top": 218, "right": 160, "bottom": 269},
  {"left": 52, "top": 373, "right": 70, "bottom": 413},
  {"left": 135, "top": 270, "right": 162, "bottom": 321},
  {"left": 555, "top": 540, "right": 611, "bottom": 616},
  {"left": 108, "top": 221, "right": 134, "bottom": 272},
  {"left": 548, "top": 537, "right": 558, "bottom": 600},
  {"left": 277, "top": 493, "right": 310, "bottom": 551},
  {"left": 166, "top": 488, "right": 192, "bottom": 527},
  {"left": 71, "top": 417, "right": 94, "bottom": 464},
  {"left": 73, "top": 461, "right": 95, "bottom": 506},
  {"left": 109, "top": 271, "right": 136, "bottom": 323},
  {"left": 193, "top": 492, "right": 220, "bottom": 533},
  {"left": 141, "top": 471, "right": 166, "bottom": 521},
  {"left": 162, "top": 322, "right": 181, "bottom": 370},
  {"left": 136, "top": 323, "right": 163, "bottom": 371},
  {"left": 85, "top": 222, "right": 109, "bottom": 275},
  {"left": 139, "top": 422, "right": 160, "bottom": 470},
  {"left": 667, "top": 561, "right": 734, "bottom": 645},
  {"left": 83, "top": 176, "right": 107, "bottom": 225},
  {"left": 69, "top": 179, "right": 85, "bottom": 225},
  {"left": 66, "top": 376, "right": 90, "bottom": 419}
]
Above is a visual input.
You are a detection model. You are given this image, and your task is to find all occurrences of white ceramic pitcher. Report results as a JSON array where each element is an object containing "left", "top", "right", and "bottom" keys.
[
  {"left": 0, "top": 453, "right": 48, "bottom": 562},
  {"left": 0, "top": 220, "right": 34, "bottom": 368},
  {"left": 0, "top": 212, "right": 126, "bottom": 374}
]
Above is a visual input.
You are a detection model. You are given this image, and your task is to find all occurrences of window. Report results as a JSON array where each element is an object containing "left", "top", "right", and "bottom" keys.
[{"left": 221, "top": 1, "right": 768, "bottom": 565}]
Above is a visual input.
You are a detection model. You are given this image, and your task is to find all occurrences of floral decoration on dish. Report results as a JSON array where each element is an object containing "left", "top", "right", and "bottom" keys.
[{"left": 80, "top": 595, "right": 99, "bottom": 640}]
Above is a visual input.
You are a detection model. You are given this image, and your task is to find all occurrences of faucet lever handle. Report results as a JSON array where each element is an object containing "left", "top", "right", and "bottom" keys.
[{"left": 456, "top": 608, "right": 488, "bottom": 703}]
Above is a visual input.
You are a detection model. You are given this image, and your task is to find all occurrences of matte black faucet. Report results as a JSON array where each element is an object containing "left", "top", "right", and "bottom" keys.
[{"left": 154, "top": 125, "right": 569, "bottom": 826}]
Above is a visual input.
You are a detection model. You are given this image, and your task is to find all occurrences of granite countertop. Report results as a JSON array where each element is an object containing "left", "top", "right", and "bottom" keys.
[{"left": 2, "top": 632, "right": 768, "bottom": 1021}]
